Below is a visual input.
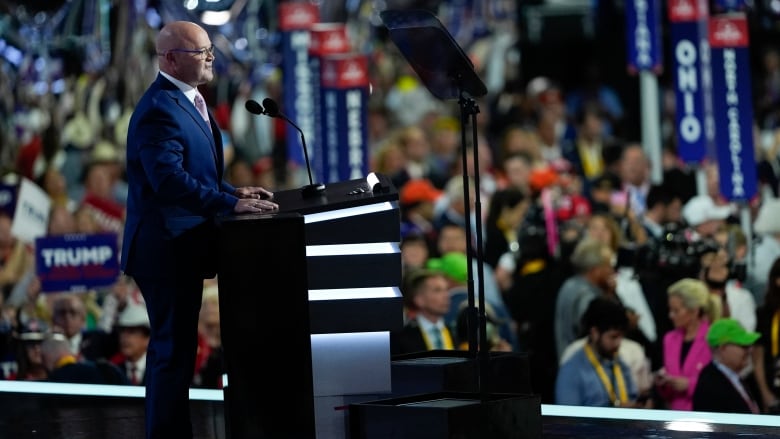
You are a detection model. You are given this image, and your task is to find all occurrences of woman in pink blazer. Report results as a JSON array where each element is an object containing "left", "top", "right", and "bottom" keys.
[{"left": 655, "top": 278, "right": 722, "bottom": 410}]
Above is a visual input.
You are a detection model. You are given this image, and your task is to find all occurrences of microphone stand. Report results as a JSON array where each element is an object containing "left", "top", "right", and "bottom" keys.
[{"left": 288, "top": 118, "right": 326, "bottom": 198}]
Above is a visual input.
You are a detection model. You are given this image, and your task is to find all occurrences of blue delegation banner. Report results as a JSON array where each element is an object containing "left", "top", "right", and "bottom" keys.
[
  {"left": 709, "top": 13, "right": 757, "bottom": 201},
  {"left": 278, "top": 3, "right": 319, "bottom": 169},
  {"left": 625, "top": 0, "right": 663, "bottom": 74},
  {"left": 320, "top": 53, "right": 370, "bottom": 183},
  {"left": 668, "top": 0, "right": 711, "bottom": 164}
]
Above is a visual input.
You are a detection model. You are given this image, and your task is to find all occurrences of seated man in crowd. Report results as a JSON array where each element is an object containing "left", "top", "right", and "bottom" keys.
[
  {"left": 390, "top": 268, "right": 454, "bottom": 355},
  {"left": 555, "top": 297, "right": 640, "bottom": 407}
]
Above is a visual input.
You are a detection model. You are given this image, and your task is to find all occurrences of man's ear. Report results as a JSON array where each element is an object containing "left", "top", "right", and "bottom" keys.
[{"left": 588, "top": 326, "right": 599, "bottom": 343}]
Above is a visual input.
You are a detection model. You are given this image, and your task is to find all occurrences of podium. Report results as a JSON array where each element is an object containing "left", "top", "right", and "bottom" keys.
[{"left": 216, "top": 178, "right": 404, "bottom": 439}]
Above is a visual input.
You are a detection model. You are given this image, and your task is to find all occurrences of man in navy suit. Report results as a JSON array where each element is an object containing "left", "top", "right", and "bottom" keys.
[{"left": 121, "top": 21, "right": 278, "bottom": 438}]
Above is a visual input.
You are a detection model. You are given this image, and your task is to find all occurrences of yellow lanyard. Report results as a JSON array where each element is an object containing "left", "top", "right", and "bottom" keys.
[
  {"left": 584, "top": 343, "right": 628, "bottom": 406},
  {"left": 421, "top": 325, "right": 454, "bottom": 350},
  {"left": 578, "top": 142, "right": 603, "bottom": 178},
  {"left": 772, "top": 311, "right": 779, "bottom": 357}
]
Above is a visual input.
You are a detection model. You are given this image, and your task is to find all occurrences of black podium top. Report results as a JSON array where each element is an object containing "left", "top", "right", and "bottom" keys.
[
  {"left": 274, "top": 178, "right": 398, "bottom": 216},
  {"left": 216, "top": 178, "right": 399, "bottom": 226}
]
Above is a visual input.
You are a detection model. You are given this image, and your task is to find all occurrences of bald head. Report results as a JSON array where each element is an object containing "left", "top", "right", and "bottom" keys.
[{"left": 156, "top": 21, "right": 214, "bottom": 87}]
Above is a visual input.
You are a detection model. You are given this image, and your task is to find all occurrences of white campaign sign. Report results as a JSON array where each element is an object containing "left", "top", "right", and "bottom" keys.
[{"left": 11, "top": 177, "right": 51, "bottom": 243}]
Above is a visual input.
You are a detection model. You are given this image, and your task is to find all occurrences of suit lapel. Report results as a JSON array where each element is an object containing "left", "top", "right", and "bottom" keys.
[{"left": 169, "top": 90, "right": 219, "bottom": 163}]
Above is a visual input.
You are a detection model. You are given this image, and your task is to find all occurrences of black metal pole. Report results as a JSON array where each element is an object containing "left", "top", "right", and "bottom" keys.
[
  {"left": 458, "top": 90, "right": 489, "bottom": 401},
  {"left": 458, "top": 92, "right": 478, "bottom": 362}
]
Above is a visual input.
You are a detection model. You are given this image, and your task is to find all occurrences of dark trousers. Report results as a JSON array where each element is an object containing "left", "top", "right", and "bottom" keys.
[{"left": 135, "top": 273, "right": 204, "bottom": 439}]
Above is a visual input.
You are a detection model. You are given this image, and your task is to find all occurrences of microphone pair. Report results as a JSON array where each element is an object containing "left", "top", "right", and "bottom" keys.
[
  {"left": 243, "top": 97, "right": 326, "bottom": 198},
  {"left": 245, "top": 98, "right": 280, "bottom": 118}
]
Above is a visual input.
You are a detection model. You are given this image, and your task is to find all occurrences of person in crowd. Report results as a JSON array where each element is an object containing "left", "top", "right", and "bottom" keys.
[
  {"left": 120, "top": 21, "right": 278, "bottom": 438},
  {"left": 110, "top": 303, "right": 150, "bottom": 386},
  {"left": 426, "top": 250, "right": 518, "bottom": 351},
  {"left": 501, "top": 214, "right": 564, "bottom": 404},
  {"left": 703, "top": 226, "right": 756, "bottom": 332},
  {"left": 493, "top": 125, "right": 543, "bottom": 169},
  {"left": 483, "top": 187, "right": 530, "bottom": 278},
  {"left": 495, "top": 150, "right": 535, "bottom": 196},
  {"left": 752, "top": 257, "right": 780, "bottom": 413},
  {"left": 747, "top": 198, "right": 780, "bottom": 306},
  {"left": 399, "top": 178, "right": 443, "bottom": 249},
  {"left": 193, "top": 283, "right": 223, "bottom": 389},
  {"left": 40, "top": 332, "right": 126, "bottom": 385},
  {"left": 692, "top": 318, "right": 761, "bottom": 414},
  {"left": 400, "top": 233, "right": 431, "bottom": 276},
  {"left": 586, "top": 171, "right": 622, "bottom": 215},
  {"left": 562, "top": 102, "right": 613, "bottom": 184},
  {"left": 555, "top": 297, "right": 640, "bottom": 407},
  {"left": 559, "top": 322, "right": 653, "bottom": 408},
  {"left": 681, "top": 194, "right": 734, "bottom": 241},
  {"left": 617, "top": 143, "right": 651, "bottom": 218},
  {"left": 432, "top": 176, "right": 477, "bottom": 241},
  {"left": 47, "top": 204, "right": 78, "bottom": 235},
  {"left": 98, "top": 275, "right": 144, "bottom": 333},
  {"left": 584, "top": 212, "right": 657, "bottom": 350},
  {"left": 655, "top": 278, "right": 722, "bottom": 410},
  {"left": 554, "top": 237, "right": 617, "bottom": 360},
  {"left": 390, "top": 268, "right": 454, "bottom": 355},
  {"left": 50, "top": 293, "right": 115, "bottom": 362},
  {"left": 640, "top": 183, "right": 682, "bottom": 241},
  {"left": 433, "top": 222, "right": 513, "bottom": 330},
  {"left": 0, "top": 211, "right": 34, "bottom": 296},
  {"left": 388, "top": 124, "right": 449, "bottom": 190},
  {"left": 453, "top": 301, "right": 513, "bottom": 352},
  {"left": 10, "top": 318, "right": 48, "bottom": 380}
]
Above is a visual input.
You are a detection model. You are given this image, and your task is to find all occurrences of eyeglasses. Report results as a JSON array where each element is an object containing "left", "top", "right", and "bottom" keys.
[{"left": 162, "top": 44, "right": 215, "bottom": 60}]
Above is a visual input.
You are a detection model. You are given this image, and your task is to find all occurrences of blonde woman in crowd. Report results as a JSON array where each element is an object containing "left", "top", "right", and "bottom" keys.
[{"left": 654, "top": 278, "right": 722, "bottom": 410}]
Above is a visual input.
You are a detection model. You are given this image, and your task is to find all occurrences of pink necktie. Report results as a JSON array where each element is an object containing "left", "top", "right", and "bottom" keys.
[{"left": 194, "top": 94, "right": 211, "bottom": 131}]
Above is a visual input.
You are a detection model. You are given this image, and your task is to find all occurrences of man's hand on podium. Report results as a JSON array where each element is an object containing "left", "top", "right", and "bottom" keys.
[
  {"left": 233, "top": 186, "right": 279, "bottom": 213},
  {"left": 235, "top": 186, "right": 274, "bottom": 200}
]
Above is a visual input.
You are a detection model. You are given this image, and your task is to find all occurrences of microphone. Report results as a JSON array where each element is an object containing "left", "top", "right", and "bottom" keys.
[
  {"left": 245, "top": 99, "right": 265, "bottom": 116},
  {"left": 245, "top": 98, "right": 325, "bottom": 198}
]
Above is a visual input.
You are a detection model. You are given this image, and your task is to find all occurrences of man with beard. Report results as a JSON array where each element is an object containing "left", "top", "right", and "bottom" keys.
[{"left": 555, "top": 297, "right": 639, "bottom": 407}]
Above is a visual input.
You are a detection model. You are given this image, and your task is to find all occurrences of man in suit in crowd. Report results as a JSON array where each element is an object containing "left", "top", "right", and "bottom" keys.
[
  {"left": 121, "top": 20, "right": 278, "bottom": 438},
  {"left": 110, "top": 302, "right": 150, "bottom": 386},
  {"left": 51, "top": 293, "right": 114, "bottom": 362},
  {"left": 391, "top": 268, "right": 454, "bottom": 355},
  {"left": 693, "top": 318, "right": 761, "bottom": 413}
]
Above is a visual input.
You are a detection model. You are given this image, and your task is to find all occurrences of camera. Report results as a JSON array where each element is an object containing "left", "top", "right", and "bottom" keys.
[{"left": 635, "top": 223, "right": 721, "bottom": 279}]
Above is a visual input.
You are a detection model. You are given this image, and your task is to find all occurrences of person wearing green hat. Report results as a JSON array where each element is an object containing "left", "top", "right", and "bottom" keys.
[{"left": 692, "top": 318, "right": 761, "bottom": 414}]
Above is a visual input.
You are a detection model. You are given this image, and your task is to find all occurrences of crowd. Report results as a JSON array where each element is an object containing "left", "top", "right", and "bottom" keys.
[{"left": 0, "top": 5, "right": 779, "bottom": 418}]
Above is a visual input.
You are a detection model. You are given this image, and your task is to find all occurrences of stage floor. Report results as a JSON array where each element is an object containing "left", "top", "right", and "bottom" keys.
[{"left": 1, "top": 381, "right": 779, "bottom": 438}]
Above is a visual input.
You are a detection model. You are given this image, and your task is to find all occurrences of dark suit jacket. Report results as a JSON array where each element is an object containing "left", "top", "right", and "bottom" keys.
[
  {"left": 117, "top": 361, "right": 146, "bottom": 386},
  {"left": 48, "top": 359, "right": 128, "bottom": 385},
  {"left": 121, "top": 74, "right": 237, "bottom": 280},
  {"left": 390, "top": 320, "right": 455, "bottom": 356},
  {"left": 692, "top": 362, "right": 757, "bottom": 414},
  {"left": 390, "top": 322, "right": 428, "bottom": 356}
]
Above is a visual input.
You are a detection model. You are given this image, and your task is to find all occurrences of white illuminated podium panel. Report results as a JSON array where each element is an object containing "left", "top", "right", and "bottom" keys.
[
  {"left": 274, "top": 178, "right": 403, "bottom": 335},
  {"left": 218, "top": 177, "right": 403, "bottom": 439}
]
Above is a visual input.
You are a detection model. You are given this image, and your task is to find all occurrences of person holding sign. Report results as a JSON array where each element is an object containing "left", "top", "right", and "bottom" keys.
[{"left": 121, "top": 21, "right": 278, "bottom": 439}]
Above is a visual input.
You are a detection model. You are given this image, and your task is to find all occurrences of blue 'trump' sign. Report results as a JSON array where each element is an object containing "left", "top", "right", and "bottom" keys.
[{"left": 36, "top": 233, "right": 119, "bottom": 293}]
